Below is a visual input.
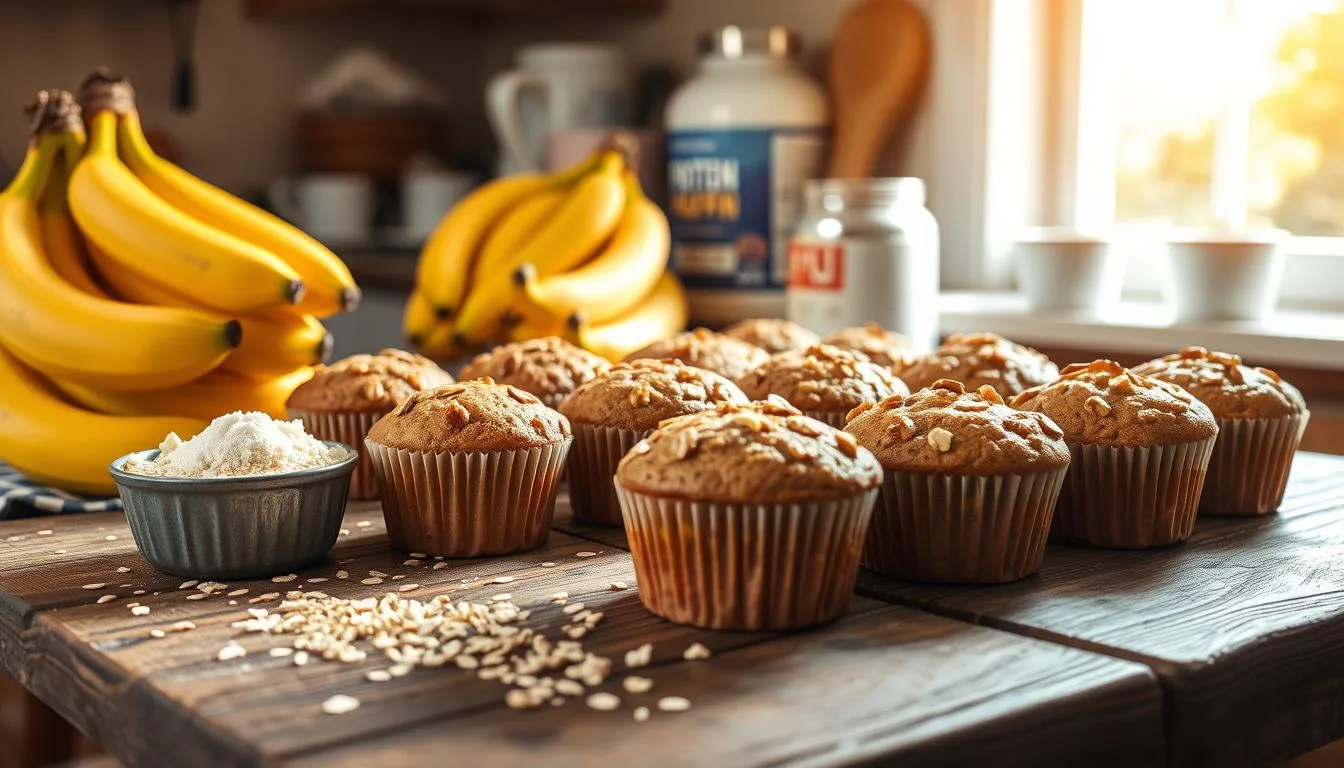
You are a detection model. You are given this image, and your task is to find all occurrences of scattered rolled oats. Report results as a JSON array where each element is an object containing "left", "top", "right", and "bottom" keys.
[
  {"left": 116, "top": 566, "right": 131, "bottom": 573},
  {"left": 272, "top": 574, "right": 297, "bottom": 584},
  {"left": 293, "top": 651, "right": 310, "bottom": 666},
  {"left": 657, "top": 696, "right": 691, "bottom": 712},
  {"left": 563, "top": 603, "right": 586, "bottom": 615},
  {"left": 575, "top": 552, "right": 598, "bottom": 558},
  {"left": 625, "top": 643, "right": 653, "bottom": 668},
  {"left": 541, "top": 561, "right": 557, "bottom": 567},
  {"left": 148, "top": 629, "right": 166, "bottom": 639},
  {"left": 269, "top": 647, "right": 293, "bottom": 657},
  {"left": 683, "top": 643, "right": 712, "bottom": 661},
  {"left": 587, "top": 692, "right": 621, "bottom": 711},
  {"left": 366, "top": 670, "right": 393, "bottom": 683},
  {"left": 321, "top": 695, "right": 360, "bottom": 715},
  {"left": 610, "top": 582, "right": 628, "bottom": 591},
  {"left": 633, "top": 706, "right": 651, "bottom": 722},
  {"left": 623, "top": 676, "right": 654, "bottom": 694},
  {"left": 131, "top": 606, "right": 150, "bottom": 616},
  {"left": 493, "top": 576, "right": 515, "bottom": 584},
  {"left": 96, "top": 595, "right": 116, "bottom": 604},
  {"left": 361, "top": 578, "right": 384, "bottom": 586},
  {"left": 82, "top": 583, "right": 106, "bottom": 590},
  {"left": 217, "top": 643, "right": 246, "bottom": 661},
  {"left": 398, "top": 584, "right": 420, "bottom": 593}
]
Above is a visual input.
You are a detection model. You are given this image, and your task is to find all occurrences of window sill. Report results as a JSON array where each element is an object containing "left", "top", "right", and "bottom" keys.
[{"left": 940, "top": 292, "right": 1344, "bottom": 371}]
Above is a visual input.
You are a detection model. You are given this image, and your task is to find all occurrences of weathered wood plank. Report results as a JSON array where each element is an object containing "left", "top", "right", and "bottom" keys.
[{"left": 857, "top": 451, "right": 1344, "bottom": 768}]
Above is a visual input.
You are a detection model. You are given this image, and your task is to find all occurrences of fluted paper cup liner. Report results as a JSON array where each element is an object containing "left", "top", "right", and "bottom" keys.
[
  {"left": 804, "top": 409, "right": 850, "bottom": 429},
  {"left": 289, "top": 409, "right": 384, "bottom": 499},
  {"left": 615, "top": 485, "right": 878, "bottom": 631},
  {"left": 863, "top": 466, "right": 1068, "bottom": 584},
  {"left": 1052, "top": 436, "right": 1216, "bottom": 549},
  {"left": 1201, "top": 411, "right": 1309, "bottom": 516},
  {"left": 365, "top": 437, "right": 571, "bottom": 557},
  {"left": 569, "top": 423, "right": 649, "bottom": 526}
]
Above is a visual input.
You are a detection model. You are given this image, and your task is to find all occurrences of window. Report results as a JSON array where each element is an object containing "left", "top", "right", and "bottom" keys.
[{"left": 1059, "top": 0, "right": 1344, "bottom": 309}]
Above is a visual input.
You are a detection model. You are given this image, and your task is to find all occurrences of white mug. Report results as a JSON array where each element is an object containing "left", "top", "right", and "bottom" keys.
[
  {"left": 1164, "top": 229, "right": 1288, "bottom": 323},
  {"left": 1014, "top": 227, "right": 1122, "bottom": 315},
  {"left": 402, "top": 171, "right": 475, "bottom": 244},
  {"left": 269, "top": 174, "right": 373, "bottom": 247},
  {"left": 486, "top": 43, "right": 633, "bottom": 174}
]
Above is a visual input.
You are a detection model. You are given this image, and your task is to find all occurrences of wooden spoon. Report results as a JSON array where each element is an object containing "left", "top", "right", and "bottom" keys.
[{"left": 827, "top": 0, "right": 932, "bottom": 178}]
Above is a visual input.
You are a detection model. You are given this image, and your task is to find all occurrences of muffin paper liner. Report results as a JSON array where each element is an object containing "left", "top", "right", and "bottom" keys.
[
  {"left": 863, "top": 466, "right": 1069, "bottom": 583},
  {"left": 803, "top": 409, "right": 850, "bottom": 429},
  {"left": 1201, "top": 412, "right": 1309, "bottom": 516},
  {"left": 289, "top": 409, "right": 383, "bottom": 500},
  {"left": 1052, "top": 436, "right": 1216, "bottom": 549},
  {"left": 365, "top": 437, "right": 571, "bottom": 557},
  {"left": 569, "top": 423, "right": 648, "bottom": 526},
  {"left": 615, "top": 485, "right": 878, "bottom": 631}
]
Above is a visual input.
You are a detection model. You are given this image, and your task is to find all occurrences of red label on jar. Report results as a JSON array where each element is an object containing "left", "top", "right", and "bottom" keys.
[{"left": 788, "top": 241, "right": 844, "bottom": 290}]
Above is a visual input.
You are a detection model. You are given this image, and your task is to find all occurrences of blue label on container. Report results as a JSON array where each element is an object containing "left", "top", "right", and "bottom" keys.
[{"left": 667, "top": 128, "right": 826, "bottom": 291}]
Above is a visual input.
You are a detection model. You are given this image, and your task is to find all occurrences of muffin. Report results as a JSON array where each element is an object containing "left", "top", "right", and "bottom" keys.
[
  {"left": 615, "top": 399, "right": 882, "bottom": 631},
  {"left": 364, "top": 378, "right": 572, "bottom": 557},
  {"left": 286, "top": 349, "right": 454, "bottom": 499},
  {"left": 1132, "top": 347, "right": 1309, "bottom": 516},
  {"left": 559, "top": 359, "right": 749, "bottom": 526},
  {"left": 1011, "top": 359, "right": 1218, "bottom": 548},
  {"left": 459, "top": 336, "right": 610, "bottom": 408},
  {"left": 721, "top": 318, "right": 820, "bottom": 354},
  {"left": 845, "top": 380, "right": 1070, "bottom": 583},
  {"left": 622, "top": 327, "right": 770, "bottom": 381},
  {"left": 822, "top": 323, "right": 912, "bottom": 366},
  {"left": 736, "top": 343, "right": 910, "bottom": 428},
  {"left": 892, "top": 332, "right": 1057, "bottom": 395}
]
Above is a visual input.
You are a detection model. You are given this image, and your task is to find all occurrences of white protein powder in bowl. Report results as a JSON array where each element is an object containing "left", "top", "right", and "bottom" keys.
[{"left": 125, "top": 411, "right": 347, "bottom": 478}]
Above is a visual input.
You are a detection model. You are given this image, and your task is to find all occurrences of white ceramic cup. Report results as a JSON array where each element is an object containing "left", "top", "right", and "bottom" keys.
[
  {"left": 486, "top": 43, "right": 633, "bottom": 174},
  {"left": 1164, "top": 230, "right": 1288, "bottom": 323},
  {"left": 402, "top": 171, "right": 475, "bottom": 243},
  {"left": 269, "top": 174, "right": 373, "bottom": 247},
  {"left": 1014, "top": 227, "right": 1120, "bottom": 314}
]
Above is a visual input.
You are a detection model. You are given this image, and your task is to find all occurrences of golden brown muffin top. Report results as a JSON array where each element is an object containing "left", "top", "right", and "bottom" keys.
[
  {"left": 1130, "top": 347, "right": 1306, "bottom": 420},
  {"left": 891, "top": 332, "right": 1058, "bottom": 396},
  {"left": 286, "top": 348, "right": 454, "bottom": 413},
  {"left": 721, "top": 318, "right": 821, "bottom": 354},
  {"left": 1010, "top": 359, "right": 1217, "bottom": 447},
  {"left": 821, "top": 323, "right": 912, "bottom": 366},
  {"left": 459, "top": 336, "right": 610, "bottom": 408},
  {"left": 845, "top": 379, "right": 1069, "bottom": 475},
  {"left": 622, "top": 327, "right": 771, "bottom": 382},
  {"left": 367, "top": 378, "right": 570, "bottom": 453},
  {"left": 736, "top": 344, "right": 910, "bottom": 415},
  {"left": 615, "top": 399, "right": 882, "bottom": 504},
  {"left": 559, "top": 358, "right": 749, "bottom": 432}
]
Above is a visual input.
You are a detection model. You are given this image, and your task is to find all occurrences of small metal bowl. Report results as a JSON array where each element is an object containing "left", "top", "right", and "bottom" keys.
[{"left": 110, "top": 442, "right": 358, "bottom": 580}]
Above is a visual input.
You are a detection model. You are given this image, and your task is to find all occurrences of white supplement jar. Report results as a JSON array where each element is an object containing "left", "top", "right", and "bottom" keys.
[{"left": 665, "top": 26, "right": 829, "bottom": 326}]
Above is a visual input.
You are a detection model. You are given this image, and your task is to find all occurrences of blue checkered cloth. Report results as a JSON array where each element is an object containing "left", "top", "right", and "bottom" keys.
[{"left": 0, "top": 460, "right": 121, "bottom": 518}]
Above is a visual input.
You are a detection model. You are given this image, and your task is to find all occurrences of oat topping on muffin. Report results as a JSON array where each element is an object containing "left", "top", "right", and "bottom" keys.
[
  {"left": 1131, "top": 346, "right": 1306, "bottom": 419},
  {"left": 560, "top": 359, "right": 748, "bottom": 431},
  {"left": 616, "top": 399, "right": 881, "bottom": 504},
  {"left": 286, "top": 348, "right": 454, "bottom": 413},
  {"left": 622, "top": 328, "right": 771, "bottom": 381},
  {"left": 845, "top": 379, "right": 1069, "bottom": 474},
  {"left": 821, "top": 323, "right": 912, "bottom": 366},
  {"left": 1010, "top": 359, "right": 1217, "bottom": 446},
  {"left": 721, "top": 318, "right": 821, "bottom": 354},
  {"left": 736, "top": 344, "right": 909, "bottom": 415},
  {"left": 891, "top": 332, "right": 1057, "bottom": 395},
  {"left": 459, "top": 337, "right": 610, "bottom": 408},
  {"left": 368, "top": 378, "right": 570, "bottom": 453}
]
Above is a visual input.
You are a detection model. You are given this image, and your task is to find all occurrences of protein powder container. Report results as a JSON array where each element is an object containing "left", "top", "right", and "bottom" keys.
[{"left": 665, "top": 26, "right": 829, "bottom": 326}]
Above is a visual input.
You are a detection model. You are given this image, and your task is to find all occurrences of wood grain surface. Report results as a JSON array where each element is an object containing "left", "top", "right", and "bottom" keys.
[
  {"left": 858, "top": 451, "right": 1344, "bottom": 768},
  {"left": 0, "top": 503, "right": 1162, "bottom": 767}
]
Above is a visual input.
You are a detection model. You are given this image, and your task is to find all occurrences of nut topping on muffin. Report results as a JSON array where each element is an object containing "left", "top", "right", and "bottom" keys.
[
  {"left": 821, "top": 323, "right": 912, "bottom": 366},
  {"left": 736, "top": 344, "right": 909, "bottom": 420},
  {"left": 287, "top": 349, "right": 454, "bottom": 413},
  {"left": 560, "top": 359, "right": 748, "bottom": 432},
  {"left": 890, "top": 332, "right": 1057, "bottom": 395},
  {"left": 1130, "top": 346, "right": 1306, "bottom": 419},
  {"left": 459, "top": 337, "right": 610, "bottom": 408},
  {"left": 370, "top": 378, "right": 570, "bottom": 453},
  {"left": 721, "top": 318, "right": 821, "bottom": 354},
  {"left": 622, "top": 328, "right": 771, "bottom": 381}
]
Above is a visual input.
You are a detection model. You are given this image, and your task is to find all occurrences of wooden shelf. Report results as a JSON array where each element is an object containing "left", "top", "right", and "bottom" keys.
[{"left": 245, "top": 0, "right": 662, "bottom": 18}]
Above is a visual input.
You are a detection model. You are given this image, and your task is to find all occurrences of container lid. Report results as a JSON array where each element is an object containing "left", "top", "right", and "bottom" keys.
[
  {"left": 698, "top": 26, "right": 801, "bottom": 59},
  {"left": 805, "top": 178, "right": 927, "bottom": 209}
]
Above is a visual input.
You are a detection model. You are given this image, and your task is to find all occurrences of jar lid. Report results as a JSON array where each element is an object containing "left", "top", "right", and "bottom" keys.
[
  {"left": 698, "top": 26, "right": 801, "bottom": 59},
  {"left": 806, "top": 178, "right": 927, "bottom": 209}
]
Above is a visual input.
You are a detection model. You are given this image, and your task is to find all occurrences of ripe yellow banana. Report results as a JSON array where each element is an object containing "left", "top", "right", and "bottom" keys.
[
  {"left": 515, "top": 170, "right": 669, "bottom": 327},
  {"left": 453, "top": 151, "right": 628, "bottom": 345},
  {"left": 86, "top": 247, "right": 332, "bottom": 378},
  {"left": 54, "top": 367, "right": 314, "bottom": 422},
  {"left": 504, "top": 313, "right": 568, "bottom": 344},
  {"left": 575, "top": 272, "right": 688, "bottom": 363},
  {"left": 0, "top": 344, "right": 207, "bottom": 495},
  {"left": 69, "top": 110, "right": 304, "bottom": 314},
  {"left": 38, "top": 131, "right": 109, "bottom": 298},
  {"left": 403, "top": 290, "right": 440, "bottom": 349},
  {"left": 117, "top": 110, "right": 360, "bottom": 317},
  {"left": 477, "top": 187, "right": 566, "bottom": 271},
  {"left": 0, "top": 112, "right": 239, "bottom": 392}
]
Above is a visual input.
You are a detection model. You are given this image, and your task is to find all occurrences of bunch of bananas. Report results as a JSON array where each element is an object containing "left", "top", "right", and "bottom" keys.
[
  {"left": 0, "top": 75, "right": 359, "bottom": 495},
  {"left": 404, "top": 143, "right": 688, "bottom": 362}
]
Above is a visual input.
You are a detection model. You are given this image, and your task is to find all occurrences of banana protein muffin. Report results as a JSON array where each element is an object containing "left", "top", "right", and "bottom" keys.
[
  {"left": 845, "top": 379, "right": 1070, "bottom": 583},
  {"left": 1133, "top": 346, "right": 1308, "bottom": 516},
  {"left": 721, "top": 318, "right": 821, "bottom": 354},
  {"left": 459, "top": 336, "right": 610, "bottom": 408},
  {"left": 287, "top": 348, "right": 454, "bottom": 498},
  {"left": 736, "top": 343, "right": 909, "bottom": 427},
  {"left": 365, "top": 378, "right": 572, "bottom": 557},
  {"left": 1011, "top": 359, "right": 1218, "bottom": 548},
  {"left": 821, "top": 323, "right": 912, "bottom": 366},
  {"left": 559, "top": 359, "right": 749, "bottom": 525},
  {"left": 615, "top": 399, "right": 881, "bottom": 631},
  {"left": 892, "top": 332, "right": 1057, "bottom": 396},
  {"left": 622, "top": 327, "right": 770, "bottom": 381}
]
